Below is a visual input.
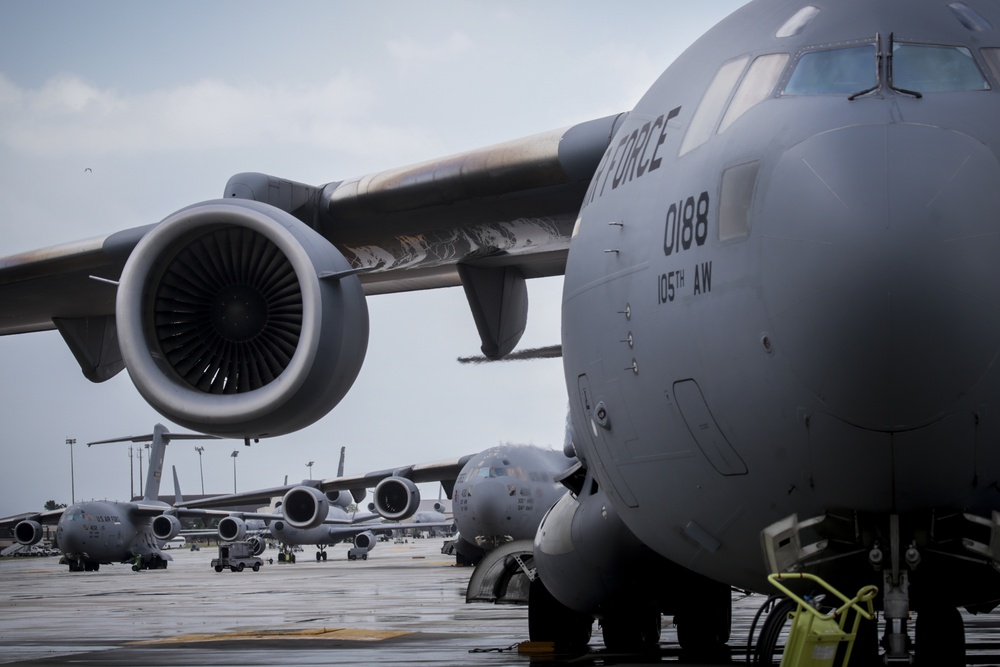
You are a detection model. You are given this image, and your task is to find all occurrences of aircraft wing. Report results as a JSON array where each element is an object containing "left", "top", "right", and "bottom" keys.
[
  {"left": 317, "top": 453, "right": 478, "bottom": 499},
  {"left": 182, "top": 453, "right": 477, "bottom": 511},
  {"left": 0, "top": 113, "right": 624, "bottom": 338},
  {"left": 0, "top": 508, "right": 65, "bottom": 528}
]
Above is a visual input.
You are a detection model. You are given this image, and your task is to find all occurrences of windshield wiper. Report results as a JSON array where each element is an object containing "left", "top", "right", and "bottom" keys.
[
  {"left": 849, "top": 33, "right": 882, "bottom": 100},
  {"left": 887, "top": 32, "right": 923, "bottom": 98}
]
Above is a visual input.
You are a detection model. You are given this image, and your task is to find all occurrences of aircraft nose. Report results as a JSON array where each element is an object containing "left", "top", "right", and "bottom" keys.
[
  {"left": 469, "top": 479, "right": 513, "bottom": 535},
  {"left": 760, "top": 123, "right": 1000, "bottom": 430}
]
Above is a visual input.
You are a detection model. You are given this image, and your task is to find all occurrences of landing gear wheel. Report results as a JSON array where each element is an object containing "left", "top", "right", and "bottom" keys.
[
  {"left": 316, "top": 551, "right": 322, "bottom": 562},
  {"left": 601, "top": 610, "right": 661, "bottom": 652},
  {"left": 677, "top": 580, "right": 731, "bottom": 655},
  {"left": 527, "top": 577, "right": 593, "bottom": 649},
  {"left": 321, "top": 551, "right": 327, "bottom": 561},
  {"left": 915, "top": 605, "right": 965, "bottom": 666},
  {"left": 215, "top": 565, "right": 223, "bottom": 572}
]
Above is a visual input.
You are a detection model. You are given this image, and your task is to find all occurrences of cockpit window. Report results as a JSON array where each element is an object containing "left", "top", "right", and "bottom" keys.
[
  {"left": 719, "top": 54, "right": 789, "bottom": 134},
  {"left": 892, "top": 43, "right": 989, "bottom": 92},
  {"left": 784, "top": 44, "right": 877, "bottom": 95},
  {"left": 981, "top": 48, "right": 1000, "bottom": 86},
  {"left": 679, "top": 56, "right": 748, "bottom": 156}
]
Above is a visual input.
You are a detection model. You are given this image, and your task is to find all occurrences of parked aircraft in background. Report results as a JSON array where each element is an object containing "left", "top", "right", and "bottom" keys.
[
  {"left": 0, "top": 424, "right": 217, "bottom": 571},
  {"left": 185, "top": 446, "right": 455, "bottom": 562},
  {"left": 6, "top": 0, "right": 1000, "bottom": 661}
]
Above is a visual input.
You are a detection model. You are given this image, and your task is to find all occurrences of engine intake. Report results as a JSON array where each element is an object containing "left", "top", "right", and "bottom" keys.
[
  {"left": 354, "top": 530, "right": 377, "bottom": 550},
  {"left": 152, "top": 514, "right": 182, "bottom": 541},
  {"left": 116, "top": 199, "right": 369, "bottom": 438},
  {"left": 14, "top": 520, "right": 43, "bottom": 546},
  {"left": 373, "top": 476, "right": 420, "bottom": 521},
  {"left": 282, "top": 486, "right": 330, "bottom": 530},
  {"left": 218, "top": 516, "right": 247, "bottom": 542}
]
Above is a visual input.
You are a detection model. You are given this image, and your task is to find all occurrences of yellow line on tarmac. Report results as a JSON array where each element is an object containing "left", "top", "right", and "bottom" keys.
[{"left": 133, "top": 628, "right": 412, "bottom": 645}]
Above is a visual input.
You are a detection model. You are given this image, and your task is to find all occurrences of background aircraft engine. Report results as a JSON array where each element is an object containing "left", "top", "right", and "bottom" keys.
[
  {"left": 282, "top": 486, "right": 330, "bottom": 530},
  {"left": 353, "top": 530, "right": 377, "bottom": 551},
  {"left": 116, "top": 198, "right": 370, "bottom": 439},
  {"left": 373, "top": 476, "right": 420, "bottom": 520},
  {"left": 151, "top": 514, "right": 182, "bottom": 541},
  {"left": 247, "top": 535, "right": 267, "bottom": 556},
  {"left": 14, "top": 520, "right": 43, "bottom": 546},
  {"left": 326, "top": 490, "right": 353, "bottom": 510},
  {"left": 218, "top": 516, "right": 248, "bottom": 542}
]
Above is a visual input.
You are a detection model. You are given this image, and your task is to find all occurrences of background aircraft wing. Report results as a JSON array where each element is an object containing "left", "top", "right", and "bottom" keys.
[
  {"left": 317, "top": 453, "right": 477, "bottom": 499},
  {"left": 0, "top": 508, "right": 65, "bottom": 528}
]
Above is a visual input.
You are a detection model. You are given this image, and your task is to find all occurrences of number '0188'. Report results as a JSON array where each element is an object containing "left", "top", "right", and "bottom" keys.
[{"left": 663, "top": 192, "right": 709, "bottom": 256}]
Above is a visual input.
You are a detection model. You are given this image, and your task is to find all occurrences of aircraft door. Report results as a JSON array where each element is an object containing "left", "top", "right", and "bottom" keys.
[{"left": 576, "top": 373, "right": 639, "bottom": 508}]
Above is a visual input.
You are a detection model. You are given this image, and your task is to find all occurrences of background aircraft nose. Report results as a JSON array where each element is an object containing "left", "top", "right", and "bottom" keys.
[
  {"left": 759, "top": 123, "right": 1000, "bottom": 430},
  {"left": 469, "top": 479, "right": 511, "bottom": 535}
]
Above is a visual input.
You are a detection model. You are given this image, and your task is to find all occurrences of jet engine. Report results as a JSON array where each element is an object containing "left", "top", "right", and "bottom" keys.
[
  {"left": 218, "top": 516, "right": 248, "bottom": 542},
  {"left": 115, "top": 198, "right": 370, "bottom": 439},
  {"left": 353, "top": 530, "right": 377, "bottom": 551},
  {"left": 281, "top": 486, "right": 330, "bottom": 530},
  {"left": 247, "top": 534, "right": 267, "bottom": 556},
  {"left": 14, "top": 520, "right": 43, "bottom": 546},
  {"left": 151, "top": 514, "right": 182, "bottom": 541},
  {"left": 326, "top": 489, "right": 353, "bottom": 510},
  {"left": 373, "top": 476, "right": 420, "bottom": 520}
]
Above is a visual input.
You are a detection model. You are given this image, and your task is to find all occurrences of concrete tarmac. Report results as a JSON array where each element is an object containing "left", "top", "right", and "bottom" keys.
[{"left": 2, "top": 538, "right": 1000, "bottom": 666}]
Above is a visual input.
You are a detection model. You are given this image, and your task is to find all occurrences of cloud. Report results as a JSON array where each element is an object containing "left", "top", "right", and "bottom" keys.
[
  {"left": 386, "top": 31, "right": 473, "bottom": 73},
  {"left": 0, "top": 71, "right": 434, "bottom": 159}
]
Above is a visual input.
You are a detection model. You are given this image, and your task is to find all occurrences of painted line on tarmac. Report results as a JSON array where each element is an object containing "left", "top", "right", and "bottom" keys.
[{"left": 132, "top": 628, "right": 413, "bottom": 645}]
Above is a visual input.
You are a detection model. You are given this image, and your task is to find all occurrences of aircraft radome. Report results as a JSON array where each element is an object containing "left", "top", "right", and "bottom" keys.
[{"left": 2, "top": 0, "right": 1000, "bottom": 661}]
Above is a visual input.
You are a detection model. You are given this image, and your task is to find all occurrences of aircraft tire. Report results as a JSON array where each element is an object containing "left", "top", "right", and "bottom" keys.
[
  {"left": 252, "top": 563, "right": 261, "bottom": 572},
  {"left": 676, "top": 579, "right": 731, "bottom": 654},
  {"left": 914, "top": 605, "right": 965, "bottom": 666},
  {"left": 322, "top": 552, "right": 327, "bottom": 561},
  {"left": 93, "top": 563, "right": 99, "bottom": 572},
  {"left": 316, "top": 552, "right": 322, "bottom": 562},
  {"left": 601, "top": 610, "right": 661, "bottom": 652},
  {"left": 215, "top": 565, "right": 223, "bottom": 572},
  {"left": 527, "top": 576, "right": 592, "bottom": 648},
  {"left": 290, "top": 553, "right": 296, "bottom": 564}
]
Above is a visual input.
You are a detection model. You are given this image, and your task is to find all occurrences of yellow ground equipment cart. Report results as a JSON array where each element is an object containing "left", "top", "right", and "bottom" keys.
[{"left": 767, "top": 572, "right": 878, "bottom": 667}]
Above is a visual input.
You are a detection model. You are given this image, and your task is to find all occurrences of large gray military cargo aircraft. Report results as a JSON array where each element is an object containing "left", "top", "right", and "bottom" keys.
[{"left": 2, "top": 0, "right": 1000, "bottom": 661}]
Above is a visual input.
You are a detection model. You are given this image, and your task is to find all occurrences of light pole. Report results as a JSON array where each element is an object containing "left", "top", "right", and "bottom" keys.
[
  {"left": 195, "top": 446, "right": 205, "bottom": 495},
  {"left": 231, "top": 450, "right": 239, "bottom": 493},
  {"left": 128, "top": 446, "right": 135, "bottom": 499},
  {"left": 66, "top": 438, "right": 76, "bottom": 504},
  {"left": 306, "top": 460, "right": 314, "bottom": 479}
]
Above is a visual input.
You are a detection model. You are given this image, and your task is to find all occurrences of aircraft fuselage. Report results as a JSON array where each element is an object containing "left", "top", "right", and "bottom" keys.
[{"left": 564, "top": 0, "right": 1000, "bottom": 600}]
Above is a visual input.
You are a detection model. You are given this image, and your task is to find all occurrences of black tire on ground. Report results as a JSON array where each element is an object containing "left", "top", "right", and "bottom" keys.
[
  {"left": 215, "top": 565, "right": 223, "bottom": 572},
  {"left": 527, "top": 577, "right": 593, "bottom": 649},
  {"left": 676, "top": 579, "right": 731, "bottom": 653},
  {"left": 601, "top": 609, "right": 662, "bottom": 652},
  {"left": 915, "top": 605, "right": 965, "bottom": 667},
  {"left": 252, "top": 563, "right": 261, "bottom": 572}
]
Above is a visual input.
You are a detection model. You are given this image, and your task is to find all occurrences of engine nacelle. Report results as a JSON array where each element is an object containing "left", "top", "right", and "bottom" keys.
[
  {"left": 116, "top": 198, "right": 369, "bottom": 439},
  {"left": 325, "top": 490, "right": 353, "bottom": 510},
  {"left": 353, "top": 530, "right": 377, "bottom": 551},
  {"left": 247, "top": 534, "right": 267, "bottom": 556},
  {"left": 218, "top": 516, "right": 247, "bottom": 542},
  {"left": 282, "top": 486, "right": 330, "bottom": 530},
  {"left": 373, "top": 476, "right": 420, "bottom": 521},
  {"left": 151, "top": 514, "right": 182, "bottom": 541},
  {"left": 14, "top": 520, "right": 43, "bottom": 546},
  {"left": 533, "top": 489, "right": 651, "bottom": 615}
]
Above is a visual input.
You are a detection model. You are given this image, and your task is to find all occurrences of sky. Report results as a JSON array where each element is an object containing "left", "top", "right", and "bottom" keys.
[{"left": 0, "top": 1, "right": 748, "bottom": 516}]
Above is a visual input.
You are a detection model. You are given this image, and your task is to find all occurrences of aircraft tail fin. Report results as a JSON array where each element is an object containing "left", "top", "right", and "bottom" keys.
[
  {"left": 172, "top": 466, "right": 183, "bottom": 505},
  {"left": 87, "top": 424, "right": 221, "bottom": 503}
]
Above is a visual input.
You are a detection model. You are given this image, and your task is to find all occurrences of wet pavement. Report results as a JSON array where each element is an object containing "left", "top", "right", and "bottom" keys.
[{"left": 2, "top": 538, "right": 1000, "bottom": 666}]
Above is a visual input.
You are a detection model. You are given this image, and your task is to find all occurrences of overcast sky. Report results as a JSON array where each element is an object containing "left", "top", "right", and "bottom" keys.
[{"left": 0, "top": 1, "right": 747, "bottom": 516}]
